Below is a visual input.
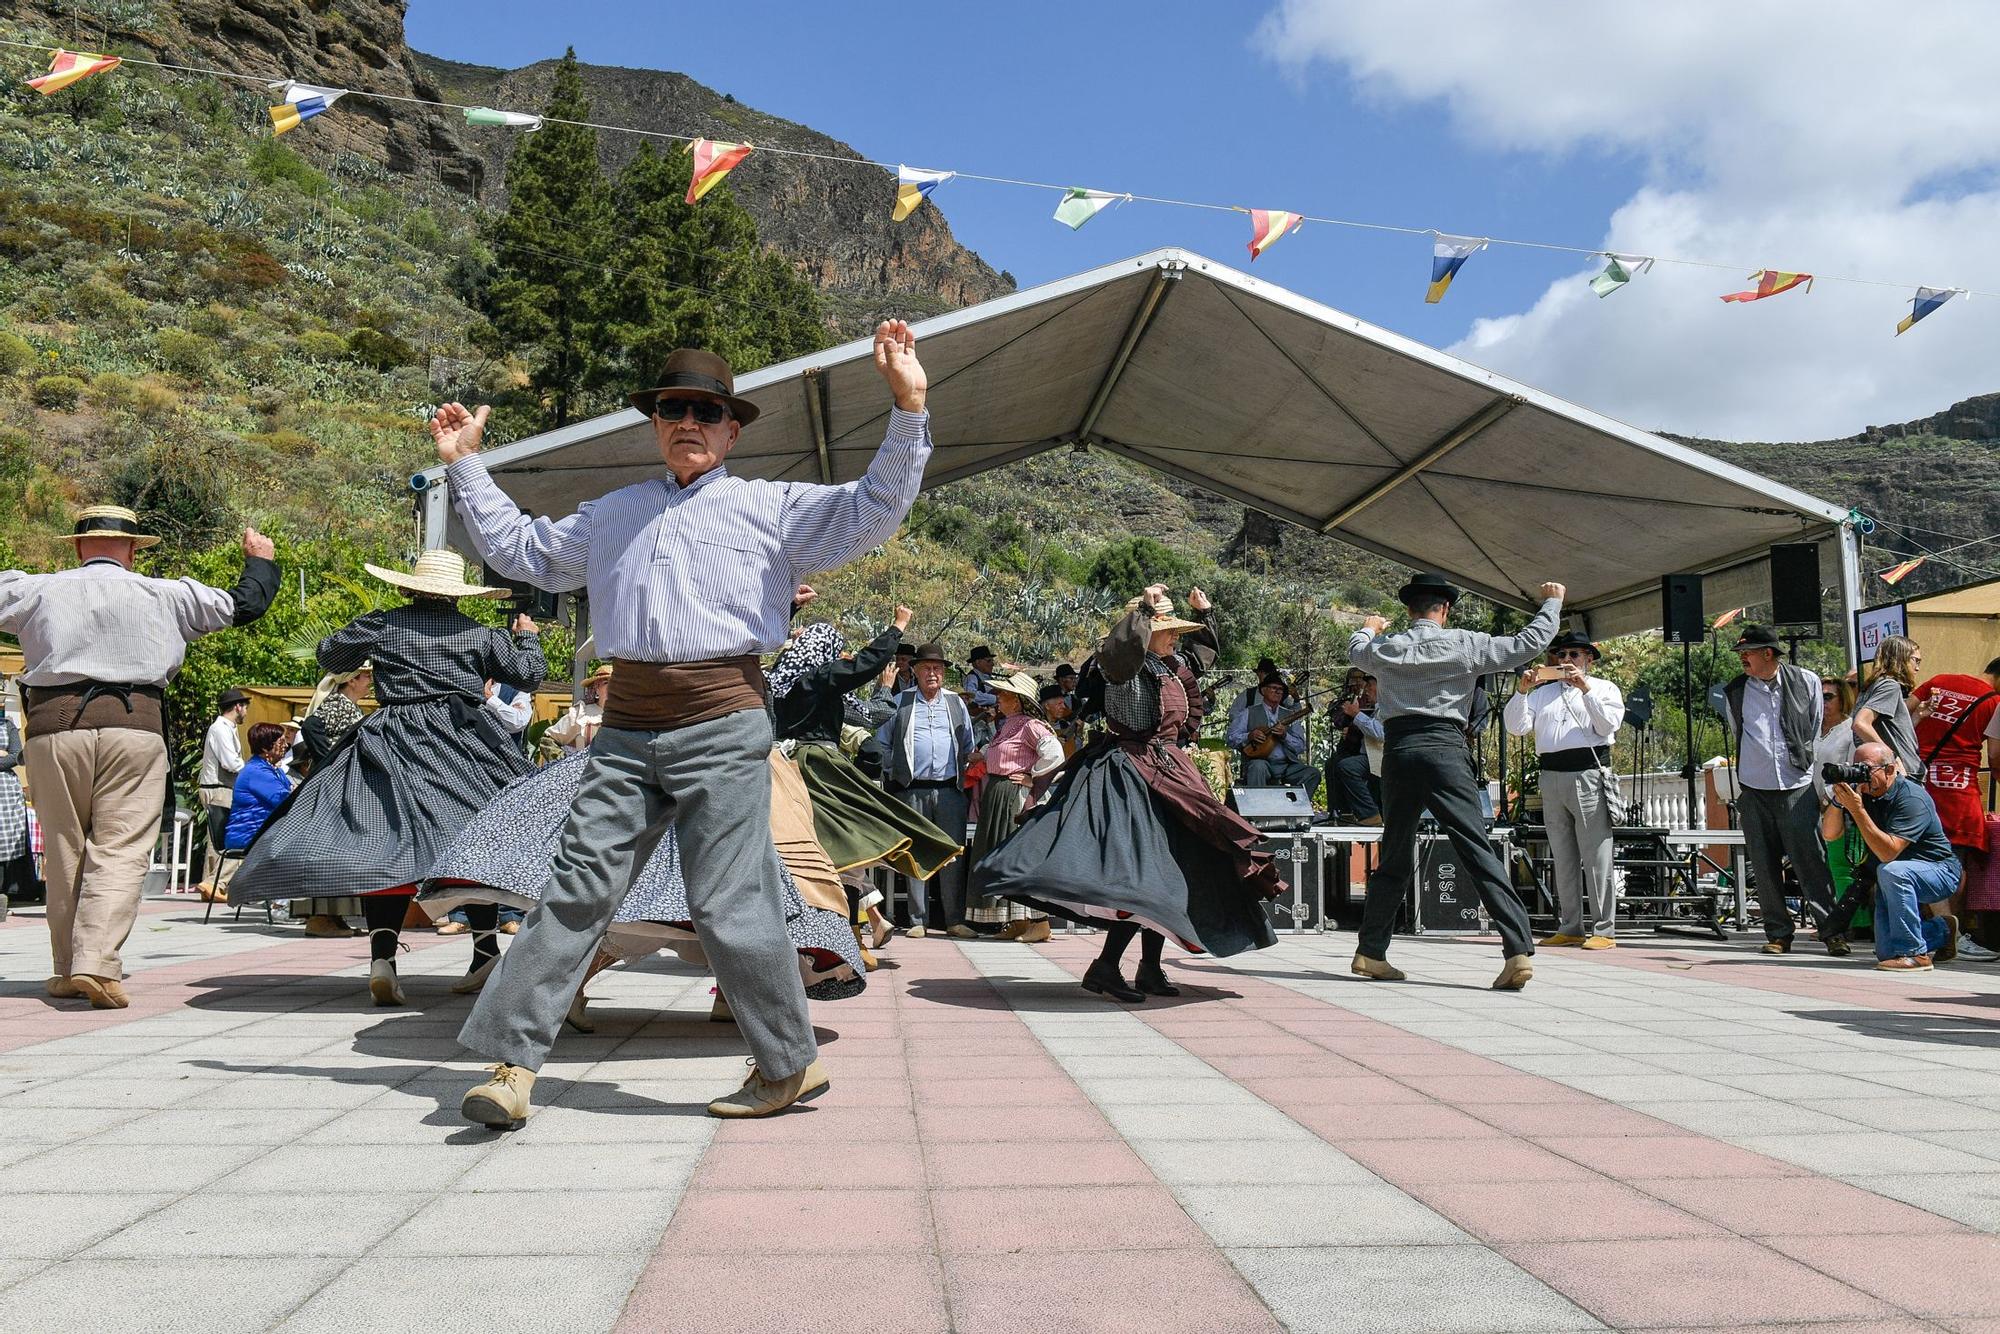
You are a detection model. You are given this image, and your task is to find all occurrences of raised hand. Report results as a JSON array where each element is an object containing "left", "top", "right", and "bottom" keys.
[
  {"left": 242, "top": 527, "right": 275, "bottom": 560},
  {"left": 1187, "top": 586, "right": 1211, "bottom": 613},
  {"left": 893, "top": 604, "right": 914, "bottom": 631},
  {"left": 1361, "top": 614, "right": 1389, "bottom": 635},
  {"left": 431, "top": 402, "right": 489, "bottom": 464},
  {"left": 873, "top": 320, "right": 926, "bottom": 413},
  {"left": 1538, "top": 581, "right": 1566, "bottom": 602}
]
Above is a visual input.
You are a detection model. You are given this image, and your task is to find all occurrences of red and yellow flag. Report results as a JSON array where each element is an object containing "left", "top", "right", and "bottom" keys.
[
  {"left": 1245, "top": 209, "right": 1303, "bottom": 261},
  {"left": 28, "top": 49, "right": 120, "bottom": 95},
  {"left": 1720, "top": 270, "right": 1813, "bottom": 303},
  {"left": 1711, "top": 608, "right": 1745, "bottom": 630},
  {"left": 686, "top": 140, "right": 752, "bottom": 205},
  {"left": 1879, "top": 556, "right": 1926, "bottom": 585}
]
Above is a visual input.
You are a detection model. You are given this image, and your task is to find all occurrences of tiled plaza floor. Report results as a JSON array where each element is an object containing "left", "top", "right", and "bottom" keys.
[{"left": 6, "top": 897, "right": 2000, "bottom": 1331}]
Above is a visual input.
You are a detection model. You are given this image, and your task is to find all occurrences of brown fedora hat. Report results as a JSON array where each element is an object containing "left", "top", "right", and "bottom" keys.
[{"left": 628, "top": 348, "right": 760, "bottom": 426}]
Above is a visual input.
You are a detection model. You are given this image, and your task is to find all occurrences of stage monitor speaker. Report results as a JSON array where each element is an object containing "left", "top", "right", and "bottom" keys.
[
  {"left": 1769, "top": 543, "right": 1822, "bottom": 630},
  {"left": 1256, "top": 831, "right": 1322, "bottom": 931},
  {"left": 1661, "top": 573, "right": 1704, "bottom": 645},
  {"left": 1230, "top": 786, "right": 1313, "bottom": 831}
]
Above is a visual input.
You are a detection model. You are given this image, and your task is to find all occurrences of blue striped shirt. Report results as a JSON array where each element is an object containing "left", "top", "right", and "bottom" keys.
[{"left": 448, "top": 408, "right": 932, "bottom": 662}]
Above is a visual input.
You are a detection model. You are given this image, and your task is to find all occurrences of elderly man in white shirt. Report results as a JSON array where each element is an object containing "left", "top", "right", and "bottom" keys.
[
  {"left": 197, "top": 687, "right": 249, "bottom": 890},
  {"left": 1505, "top": 631, "right": 1625, "bottom": 948}
]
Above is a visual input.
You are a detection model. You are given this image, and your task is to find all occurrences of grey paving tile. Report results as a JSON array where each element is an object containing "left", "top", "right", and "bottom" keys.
[
  {"left": 84, "top": 1106, "right": 346, "bottom": 1146},
  {"left": 1736, "top": 1130, "right": 2000, "bottom": 1177},
  {"left": 0, "top": 1193, "right": 177, "bottom": 1259},
  {"left": 506, "top": 1105, "right": 722, "bottom": 1146},
  {"left": 1804, "top": 1096, "right": 2000, "bottom": 1134},
  {"left": 1554, "top": 1073, "right": 1759, "bottom": 1103},
  {"left": 1132, "top": 1137, "right": 1381, "bottom": 1188},
  {"left": 0, "top": 1258, "right": 345, "bottom": 1334},
  {"left": 1069, "top": 1076, "right": 1267, "bottom": 1107},
  {"left": 1622, "top": 1098, "right": 1863, "bottom": 1139},
  {"left": 1226, "top": 1243, "right": 1603, "bottom": 1332},
  {"left": 209, "top": 1143, "right": 489, "bottom": 1194},
  {"left": 0, "top": 1076, "right": 212, "bottom": 1111},
  {"left": 273, "top": 1253, "right": 643, "bottom": 1332},
  {"left": 380, "top": 1188, "right": 684, "bottom": 1255},
  {"left": 1845, "top": 1171, "right": 2000, "bottom": 1231},
  {"left": 1096, "top": 1102, "right": 1304, "bottom": 1142},
  {"left": 84, "top": 1190, "right": 428, "bottom": 1258},
  {"left": 1, "top": 1141, "right": 265, "bottom": 1195},
  {"left": 1180, "top": 1183, "right": 1468, "bottom": 1247},
  {"left": 456, "top": 1140, "right": 706, "bottom": 1192},
  {"left": 175, "top": 1076, "right": 389, "bottom": 1110}
]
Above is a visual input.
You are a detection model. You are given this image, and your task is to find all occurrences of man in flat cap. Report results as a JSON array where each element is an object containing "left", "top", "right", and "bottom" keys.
[
  {"left": 1349, "top": 573, "right": 1564, "bottom": 991},
  {"left": 0, "top": 505, "right": 278, "bottom": 1007},
  {"left": 435, "top": 323, "right": 932, "bottom": 1125}
]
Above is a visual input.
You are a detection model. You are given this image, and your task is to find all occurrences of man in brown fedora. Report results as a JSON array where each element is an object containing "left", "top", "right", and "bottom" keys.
[
  {"left": 433, "top": 322, "right": 932, "bottom": 1124},
  {"left": 0, "top": 505, "right": 278, "bottom": 1007}
]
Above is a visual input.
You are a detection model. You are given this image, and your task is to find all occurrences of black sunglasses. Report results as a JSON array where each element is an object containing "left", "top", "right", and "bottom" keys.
[{"left": 654, "top": 399, "right": 730, "bottom": 426}]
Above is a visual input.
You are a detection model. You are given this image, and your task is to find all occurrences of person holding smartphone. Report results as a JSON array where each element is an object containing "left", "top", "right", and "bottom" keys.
[{"left": 1504, "top": 632, "right": 1625, "bottom": 948}]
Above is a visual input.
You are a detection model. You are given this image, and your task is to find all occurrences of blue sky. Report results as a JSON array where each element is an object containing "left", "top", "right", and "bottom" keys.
[
  {"left": 404, "top": 1, "right": 1636, "bottom": 366},
  {"left": 404, "top": 2, "right": 2000, "bottom": 441}
]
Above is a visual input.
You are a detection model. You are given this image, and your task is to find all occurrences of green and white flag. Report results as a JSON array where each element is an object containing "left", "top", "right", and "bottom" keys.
[
  {"left": 464, "top": 106, "right": 542, "bottom": 132},
  {"left": 1052, "top": 187, "right": 1125, "bottom": 230},
  {"left": 1589, "top": 252, "right": 1653, "bottom": 297}
]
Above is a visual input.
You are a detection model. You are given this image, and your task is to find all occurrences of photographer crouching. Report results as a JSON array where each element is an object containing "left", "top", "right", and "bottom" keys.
[{"left": 1820, "top": 742, "right": 1961, "bottom": 972}]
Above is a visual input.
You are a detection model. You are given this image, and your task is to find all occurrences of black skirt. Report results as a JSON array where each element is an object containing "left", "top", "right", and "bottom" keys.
[
  {"left": 969, "top": 740, "right": 1277, "bottom": 958},
  {"left": 229, "top": 696, "right": 533, "bottom": 904}
]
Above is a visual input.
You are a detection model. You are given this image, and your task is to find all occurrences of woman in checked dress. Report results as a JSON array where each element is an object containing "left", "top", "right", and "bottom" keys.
[{"left": 227, "top": 551, "right": 545, "bottom": 1005}]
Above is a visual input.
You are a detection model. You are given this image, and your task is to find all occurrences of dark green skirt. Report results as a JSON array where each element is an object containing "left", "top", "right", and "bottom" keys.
[{"left": 792, "top": 743, "right": 962, "bottom": 879}]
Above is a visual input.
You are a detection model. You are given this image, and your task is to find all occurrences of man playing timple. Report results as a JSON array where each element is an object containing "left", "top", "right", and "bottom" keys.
[
  {"left": 434, "top": 322, "right": 933, "bottom": 1124},
  {"left": 1229, "top": 674, "right": 1321, "bottom": 796},
  {"left": 1349, "top": 573, "right": 1564, "bottom": 990},
  {"left": 1822, "top": 741, "right": 1961, "bottom": 971}
]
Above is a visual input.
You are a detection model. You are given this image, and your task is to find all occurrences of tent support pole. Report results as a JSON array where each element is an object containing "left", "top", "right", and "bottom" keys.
[
  {"left": 1837, "top": 521, "right": 1862, "bottom": 671},
  {"left": 804, "top": 369, "right": 832, "bottom": 484},
  {"left": 1319, "top": 396, "right": 1519, "bottom": 534},
  {"left": 1076, "top": 261, "right": 1181, "bottom": 443}
]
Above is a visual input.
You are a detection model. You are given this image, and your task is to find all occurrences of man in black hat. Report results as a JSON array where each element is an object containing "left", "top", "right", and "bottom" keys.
[
  {"left": 436, "top": 322, "right": 932, "bottom": 1122},
  {"left": 878, "top": 641, "right": 976, "bottom": 936},
  {"left": 1349, "top": 573, "right": 1565, "bottom": 990},
  {"left": 1723, "top": 623, "right": 1840, "bottom": 954},
  {"left": 1504, "top": 631, "right": 1625, "bottom": 947}
]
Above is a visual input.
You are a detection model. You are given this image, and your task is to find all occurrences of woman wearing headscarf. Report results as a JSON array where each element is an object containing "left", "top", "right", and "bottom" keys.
[
  {"left": 965, "top": 672, "right": 1064, "bottom": 941},
  {"left": 767, "top": 607, "right": 962, "bottom": 911},
  {"left": 285, "top": 663, "right": 374, "bottom": 938},
  {"left": 973, "top": 586, "right": 1284, "bottom": 1002},
  {"left": 227, "top": 551, "right": 545, "bottom": 1005}
]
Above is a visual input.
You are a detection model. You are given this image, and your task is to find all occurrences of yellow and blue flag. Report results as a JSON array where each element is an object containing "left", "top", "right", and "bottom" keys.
[
  {"left": 1896, "top": 286, "right": 1959, "bottom": 336},
  {"left": 893, "top": 166, "right": 955, "bottom": 222},
  {"left": 1427, "top": 234, "right": 1486, "bottom": 303},
  {"left": 268, "top": 80, "right": 346, "bottom": 136}
]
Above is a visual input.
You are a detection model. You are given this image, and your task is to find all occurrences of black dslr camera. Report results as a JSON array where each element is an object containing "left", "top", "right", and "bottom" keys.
[{"left": 1821, "top": 761, "right": 1874, "bottom": 787}]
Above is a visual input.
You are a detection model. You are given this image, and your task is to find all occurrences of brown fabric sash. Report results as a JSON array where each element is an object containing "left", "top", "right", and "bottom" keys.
[
  {"left": 25, "top": 682, "right": 166, "bottom": 739},
  {"left": 602, "top": 656, "right": 765, "bottom": 732}
]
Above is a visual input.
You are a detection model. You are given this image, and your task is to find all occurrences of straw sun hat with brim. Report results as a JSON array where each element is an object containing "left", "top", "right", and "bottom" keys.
[
  {"left": 1123, "top": 593, "right": 1203, "bottom": 635},
  {"left": 67, "top": 504, "right": 160, "bottom": 550},
  {"left": 363, "top": 550, "right": 509, "bottom": 600},
  {"left": 988, "top": 672, "right": 1043, "bottom": 706},
  {"left": 584, "top": 665, "right": 614, "bottom": 687}
]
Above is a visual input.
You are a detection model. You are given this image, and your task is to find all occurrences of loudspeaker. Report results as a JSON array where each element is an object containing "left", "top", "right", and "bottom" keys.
[
  {"left": 1661, "top": 573, "right": 1704, "bottom": 645},
  {"left": 1769, "top": 543, "right": 1822, "bottom": 629},
  {"left": 1230, "top": 786, "right": 1313, "bottom": 830}
]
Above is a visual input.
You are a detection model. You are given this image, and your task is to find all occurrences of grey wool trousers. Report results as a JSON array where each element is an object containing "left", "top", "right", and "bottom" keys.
[
  {"left": 1541, "top": 766, "right": 1618, "bottom": 937},
  {"left": 460, "top": 709, "right": 817, "bottom": 1080}
]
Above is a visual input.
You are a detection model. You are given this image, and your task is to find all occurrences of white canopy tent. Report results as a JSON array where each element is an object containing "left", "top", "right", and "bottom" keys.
[{"left": 417, "top": 247, "right": 1859, "bottom": 654}]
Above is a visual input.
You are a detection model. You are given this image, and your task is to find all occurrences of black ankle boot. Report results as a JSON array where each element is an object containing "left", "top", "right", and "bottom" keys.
[
  {"left": 1134, "top": 962, "right": 1180, "bottom": 997},
  {"left": 1082, "top": 959, "right": 1145, "bottom": 1003}
]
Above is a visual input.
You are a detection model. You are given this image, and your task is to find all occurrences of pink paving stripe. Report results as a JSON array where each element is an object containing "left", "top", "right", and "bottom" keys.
[
  {"left": 1032, "top": 938, "right": 2000, "bottom": 1329},
  {"left": 615, "top": 943, "right": 1284, "bottom": 1334},
  {"left": 0, "top": 916, "right": 458, "bottom": 1054}
]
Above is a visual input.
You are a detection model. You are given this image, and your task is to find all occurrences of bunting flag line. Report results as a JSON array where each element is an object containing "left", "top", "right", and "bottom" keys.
[
  {"left": 1711, "top": 607, "right": 1745, "bottom": 630},
  {"left": 1879, "top": 556, "right": 1926, "bottom": 585},
  {"left": 1426, "top": 234, "right": 1486, "bottom": 303},
  {"left": 1053, "top": 187, "right": 1125, "bottom": 231},
  {"left": 1896, "top": 286, "right": 1961, "bottom": 336},
  {"left": 464, "top": 106, "right": 542, "bottom": 132},
  {"left": 1720, "top": 269, "right": 1813, "bottom": 303},
  {"left": 1244, "top": 209, "right": 1303, "bottom": 260},
  {"left": 1589, "top": 253, "right": 1654, "bottom": 298},
  {"left": 27, "top": 48, "right": 119, "bottom": 95},
  {"left": 892, "top": 166, "right": 954, "bottom": 222},
  {"left": 686, "top": 139, "right": 752, "bottom": 205},
  {"left": 267, "top": 81, "right": 347, "bottom": 136}
]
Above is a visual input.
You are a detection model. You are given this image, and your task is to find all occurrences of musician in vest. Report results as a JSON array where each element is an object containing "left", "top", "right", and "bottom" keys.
[
  {"left": 1350, "top": 572, "right": 1564, "bottom": 991},
  {"left": 1504, "top": 630, "right": 1625, "bottom": 948},
  {"left": 878, "top": 640, "right": 977, "bottom": 936},
  {"left": 1229, "top": 674, "right": 1322, "bottom": 798},
  {"left": 0, "top": 505, "right": 278, "bottom": 1008}
]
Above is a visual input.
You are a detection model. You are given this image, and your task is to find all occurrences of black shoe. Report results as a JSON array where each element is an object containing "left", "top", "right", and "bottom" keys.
[
  {"left": 1823, "top": 934, "right": 1852, "bottom": 958},
  {"left": 1133, "top": 963, "right": 1180, "bottom": 997},
  {"left": 1082, "top": 960, "right": 1145, "bottom": 1003}
]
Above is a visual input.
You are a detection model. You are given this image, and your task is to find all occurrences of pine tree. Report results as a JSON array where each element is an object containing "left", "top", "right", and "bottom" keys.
[
  {"left": 483, "top": 49, "right": 614, "bottom": 429},
  {"left": 600, "top": 142, "right": 830, "bottom": 391}
]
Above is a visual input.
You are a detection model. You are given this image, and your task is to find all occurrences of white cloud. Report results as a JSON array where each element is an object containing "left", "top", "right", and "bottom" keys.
[{"left": 1253, "top": 1, "right": 2000, "bottom": 439}]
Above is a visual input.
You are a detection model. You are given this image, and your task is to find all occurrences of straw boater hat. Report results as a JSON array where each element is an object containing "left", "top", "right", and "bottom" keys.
[
  {"left": 628, "top": 348, "right": 761, "bottom": 426},
  {"left": 67, "top": 503, "right": 159, "bottom": 550},
  {"left": 584, "top": 665, "right": 614, "bottom": 687},
  {"left": 363, "top": 550, "right": 508, "bottom": 600},
  {"left": 1124, "top": 593, "right": 1202, "bottom": 635}
]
